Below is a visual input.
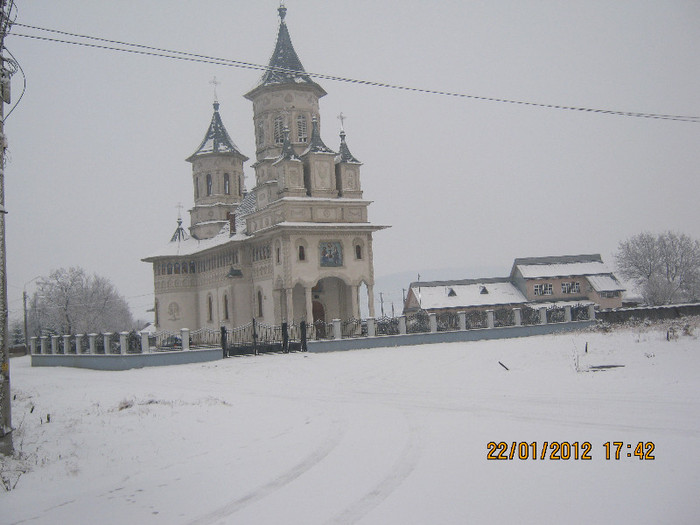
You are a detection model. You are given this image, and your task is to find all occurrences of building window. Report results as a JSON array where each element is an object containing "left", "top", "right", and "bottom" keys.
[
  {"left": 207, "top": 296, "right": 213, "bottom": 322},
  {"left": 154, "top": 300, "right": 159, "bottom": 326},
  {"left": 206, "top": 174, "right": 212, "bottom": 196},
  {"left": 174, "top": 263, "right": 180, "bottom": 274},
  {"left": 257, "top": 120, "right": 265, "bottom": 147},
  {"left": 167, "top": 263, "right": 173, "bottom": 275},
  {"left": 533, "top": 283, "right": 553, "bottom": 296},
  {"left": 600, "top": 290, "right": 620, "bottom": 298},
  {"left": 224, "top": 173, "right": 230, "bottom": 194},
  {"left": 274, "top": 116, "right": 284, "bottom": 144},
  {"left": 195, "top": 177, "right": 199, "bottom": 199},
  {"left": 223, "top": 295, "right": 229, "bottom": 320},
  {"left": 561, "top": 282, "right": 580, "bottom": 294},
  {"left": 297, "top": 115, "right": 308, "bottom": 143},
  {"left": 355, "top": 244, "right": 362, "bottom": 260},
  {"left": 298, "top": 245, "right": 305, "bottom": 261},
  {"left": 257, "top": 290, "right": 263, "bottom": 318},
  {"left": 276, "top": 247, "right": 281, "bottom": 264}
]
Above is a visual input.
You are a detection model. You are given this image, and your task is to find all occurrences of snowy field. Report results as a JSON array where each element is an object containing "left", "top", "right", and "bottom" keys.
[{"left": 2, "top": 323, "right": 699, "bottom": 525}]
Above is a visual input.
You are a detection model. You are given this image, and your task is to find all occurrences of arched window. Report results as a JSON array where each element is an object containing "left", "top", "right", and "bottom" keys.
[
  {"left": 223, "top": 295, "right": 229, "bottom": 320},
  {"left": 206, "top": 174, "right": 212, "bottom": 196},
  {"left": 167, "top": 263, "right": 173, "bottom": 275},
  {"left": 274, "top": 115, "right": 284, "bottom": 144},
  {"left": 207, "top": 295, "right": 213, "bottom": 322},
  {"left": 298, "top": 245, "right": 305, "bottom": 261},
  {"left": 257, "top": 290, "right": 264, "bottom": 318},
  {"left": 224, "top": 173, "right": 230, "bottom": 195},
  {"left": 190, "top": 261, "right": 196, "bottom": 273},
  {"left": 297, "top": 115, "right": 308, "bottom": 143},
  {"left": 174, "top": 262, "right": 180, "bottom": 274},
  {"left": 355, "top": 245, "right": 362, "bottom": 260}
]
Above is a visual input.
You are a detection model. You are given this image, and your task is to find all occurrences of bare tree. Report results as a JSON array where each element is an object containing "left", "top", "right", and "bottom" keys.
[
  {"left": 27, "top": 267, "right": 134, "bottom": 336},
  {"left": 616, "top": 232, "right": 700, "bottom": 305}
]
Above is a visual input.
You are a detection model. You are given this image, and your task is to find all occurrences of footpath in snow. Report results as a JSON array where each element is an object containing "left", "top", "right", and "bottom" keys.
[{"left": 2, "top": 322, "right": 699, "bottom": 524}]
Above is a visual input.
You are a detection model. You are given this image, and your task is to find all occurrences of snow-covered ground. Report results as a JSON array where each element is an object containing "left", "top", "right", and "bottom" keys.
[{"left": 2, "top": 323, "right": 699, "bottom": 524}]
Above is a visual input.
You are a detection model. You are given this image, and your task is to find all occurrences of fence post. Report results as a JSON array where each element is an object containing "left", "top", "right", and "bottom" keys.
[
  {"left": 41, "top": 336, "right": 49, "bottom": 354},
  {"left": 539, "top": 308, "right": 547, "bottom": 325},
  {"left": 30, "top": 337, "right": 38, "bottom": 355},
  {"left": 51, "top": 335, "right": 59, "bottom": 354},
  {"left": 564, "top": 305, "right": 572, "bottom": 322},
  {"left": 486, "top": 310, "right": 495, "bottom": 329},
  {"left": 513, "top": 308, "right": 522, "bottom": 326},
  {"left": 429, "top": 313, "right": 437, "bottom": 333},
  {"left": 458, "top": 311, "right": 467, "bottom": 331},
  {"left": 88, "top": 333, "right": 97, "bottom": 354},
  {"left": 220, "top": 326, "right": 227, "bottom": 358},
  {"left": 300, "top": 321, "right": 307, "bottom": 352},
  {"left": 63, "top": 334, "right": 72, "bottom": 354},
  {"left": 75, "top": 335, "right": 82, "bottom": 354},
  {"left": 140, "top": 331, "right": 150, "bottom": 353},
  {"left": 104, "top": 333, "right": 112, "bottom": 354},
  {"left": 333, "top": 319, "right": 342, "bottom": 340},
  {"left": 367, "top": 317, "right": 376, "bottom": 337},
  {"left": 181, "top": 328, "right": 190, "bottom": 351},
  {"left": 282, "top": 322, "right": 289, "bottom": 353},
  {"left": 588, "top": 304, "right": 596, "bottom": 320},
  {"left": 399, "top": 315, "right": 407, "bottom": 335},
  {"left": 252, "top": 318, "right": 258, "bottom": 355}
]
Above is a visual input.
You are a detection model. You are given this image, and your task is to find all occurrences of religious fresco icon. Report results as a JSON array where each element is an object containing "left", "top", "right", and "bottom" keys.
[{"left": 320, "top": 241, "right": 343, "bottom": 267}]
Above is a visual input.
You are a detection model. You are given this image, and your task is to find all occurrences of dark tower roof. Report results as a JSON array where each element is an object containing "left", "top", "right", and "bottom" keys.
[
  {"left": 302, "top": 116, "right": 335, "bottom": 156},
  {"left": 170, "top": 217, "right": 190, "bottom": 243},
  {"left": 335, "top": 130, "right": 361, "bottom": 164},
  {"left": 275, "top": 127, "right": 301, "bottom": 163},
  {"left": 187, "top": 102, "right": 248, "bottom": 162},
  {"left": 245, "top": 5, "right": 326, "bottom": 100}
]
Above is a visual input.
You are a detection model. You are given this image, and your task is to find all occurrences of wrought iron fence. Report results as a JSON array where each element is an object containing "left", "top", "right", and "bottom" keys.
[
  {"left": 126, "top": 330, "right": 142, "bottom": 354},
  {"left": 376, "top": 315, "right": 400, "bottom": 335},
  {"left": 406, "top": 310, "right": 429, "bottom": 334},
  {"left": 94, "top": 333, "right": 105, "bottom": 354},
  {"left": 150, "top": 330, "right": 182, "bottom": 352},
  {"left": 76, "top": 334, "right": 88, "bottom": 354},
  {"left": 341, "top": 318, "right": 364, "bottom": 338},
  {"left": 521, "top": 306, "right": 541, "bottom": 326},
  {"left": 436, "top": 312, "right": 459, "bottom": 332},
  {"left": 494, "top": 308, "right": 515, "bottom": 328},
  {"left": 190, "top": 328, "right": 221, "bottom": 348},
  {"left": 571, "top": 304, "right": 589, "bottom": 321},
  {"left": 108, "top": 333, "right": 121, "bottom": 354},
  {"left": 466, "top": 310, "right": 487, "bottom": 329},
  {"left": 310, "top": 319, "right": 333, "bottom": 340},
  {"left": 546, "top": 306, "right": 566, "bottom": 324}
]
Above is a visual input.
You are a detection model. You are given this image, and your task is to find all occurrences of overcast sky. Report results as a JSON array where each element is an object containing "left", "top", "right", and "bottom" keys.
[{"left": 4, "top": 1, "right": 699, "bottom": 321}]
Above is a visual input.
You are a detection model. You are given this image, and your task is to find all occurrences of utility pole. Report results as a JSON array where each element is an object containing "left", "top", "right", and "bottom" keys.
[
  {"left": 379, "top": 292, "right": 384, "bottom": 317},
  {"left": 0, "top": 0, "right": 12, "bottom": 453}
]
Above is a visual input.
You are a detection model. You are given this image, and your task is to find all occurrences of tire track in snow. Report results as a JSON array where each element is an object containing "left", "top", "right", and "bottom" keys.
[
  {"left": 326, "top": 415, "right": 423, "bottom": 525},
  {"left": 187, "top": 419, "right": 345, "bottom": 525}
]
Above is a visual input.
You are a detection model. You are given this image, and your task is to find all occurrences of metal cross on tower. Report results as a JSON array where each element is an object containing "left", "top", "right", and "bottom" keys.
[{"left": 209, "top": 76, "right": 221, "bottom": 103}]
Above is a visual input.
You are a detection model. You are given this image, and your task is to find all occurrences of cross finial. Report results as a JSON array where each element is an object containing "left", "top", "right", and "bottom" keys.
[
  {"left": 337, "top": 112, "right": 346, "bottom": 131},
  {"left": 278, "top": 2, "right": 287, "bottom": 21},
  {"left": 209, "top": 76, "right": 221, "bottom": 103},
  {"left": 175, "top": 202, "right": 184, "bottom": 220}
]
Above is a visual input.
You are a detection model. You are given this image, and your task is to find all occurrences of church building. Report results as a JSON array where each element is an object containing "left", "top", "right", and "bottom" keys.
[{"left": 143, "top": 5, "right": 387, "bottom": 332}]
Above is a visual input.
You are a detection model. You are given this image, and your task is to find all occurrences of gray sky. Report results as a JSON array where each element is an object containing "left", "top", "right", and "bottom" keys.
[{"left": 5, "top": 1, "right": 700, "bottom": 321}]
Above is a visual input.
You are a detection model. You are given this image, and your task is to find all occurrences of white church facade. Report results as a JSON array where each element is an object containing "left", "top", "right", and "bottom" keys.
[{"left": 143, "top": 5, "right": 387, "bottom": 332}]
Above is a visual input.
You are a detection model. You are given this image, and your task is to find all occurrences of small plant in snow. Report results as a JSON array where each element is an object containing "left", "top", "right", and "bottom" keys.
[{"left": 118, "top": 399, "right": 134, "bottom": 411}]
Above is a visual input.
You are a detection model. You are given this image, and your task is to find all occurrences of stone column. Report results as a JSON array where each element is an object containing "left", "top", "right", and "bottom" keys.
[
  {"left": 429, "top": 312, "right": 437, "bottom": 333},
  {"left": 367, "top": 317, "right": 376, "bottom": 337},
  {"left": 333, "top": 319, "right": 342, "bottom": 340},
  {"left": 285, "top": 288, "right": 294, "bottom": 323},
  {"left": 104, "top": 333, "right": 112, "bottom": 354},
  {"left": 513, "top": 308, "right": 522, "bottom": 326},
  {"left": 40, "top": 336, "right": 49, "bottom": 354},
  {"left": 88, "top": 333, "right": 97, "bottom": 354},
  {"left": 119, "top": 332, "right": 128, "bottom": 355},
  {"left": 181, "top": 328, "right": 190, "bottom": 350},
  {"left": 63, "top": 335, "right": 72, "bottom": 354},
  {"left": 564, "top": 305, "right": 572, "bottom": 322},
  {"left": 75, "top": 335, "right": 82, "bottom": 354},
  {"left": 350, "top": 285, "right": 359, "bottom": 320},
  {"left": 539, "top": 308, "right": 547, "bottom": 325},
  {"left": 588, "top": 304, "right": 596, "bottom": 320},
  {"left": 305, "top": 286, "right": 313, "bottom": 324},
  {"left": 486, "top": 310, "right": 495, "bottom": 329},
  {"left": 51, "top": 335, "right": 59, "bottom": 354},
  {"left": 458, "top": 311, "right": 467, "bottom": 331},
  {"left": 398, "top": 316, "right": 407, "bottom": 335},
  {"left": 367, "top": 284, "right": 376, "bottom": 318},
  {"left": 30, "top": 337, "right": 38, "bottom": 355},
  {"left": 140, "top": 331, "right": 150, "bottom": 353}
]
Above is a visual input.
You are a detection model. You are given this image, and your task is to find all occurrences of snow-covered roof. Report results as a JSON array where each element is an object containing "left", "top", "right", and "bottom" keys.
[
  {"left": 587, "top": 274, "right": 625, "bottom": 292},
  {"left": 335, "top": 130, "right": 360, "bottom": 164},
  {"left": 411, "top": 280, "right": 528, "bottom": 310},
  {"left": 187, "top": 102, "right": 247, "bottom": 161},
  {"left": 244, "top": 5, "right": 326, "bottom": 99},
  {"left": 301, "top": 117, "right": 335, "bottom": 156},
  {"left": 513, "top": 254, "right": 613, "bottom": 279}
]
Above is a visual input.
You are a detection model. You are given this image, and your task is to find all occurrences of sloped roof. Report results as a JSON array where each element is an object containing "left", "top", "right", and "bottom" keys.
[
  {"left": 587, "top": 274, "right": 625, "bottom": 292},
  {"left": 409, "top": 279, "right": 527, "bottom": 310},
  {"left": 302, "top": 117, "right": 335, "bottom": 156},
  {"left": 187, "top": 102, "right": 247, "bottom": 161},
  {"left": 512, "top": 254, "right": 613, "bottom": 279},
  {"left": 245, "top": 5, "right": 326, "bottom": 99},
  {"left": 335, "top": 130, "right": 360, "bottom": 164}
]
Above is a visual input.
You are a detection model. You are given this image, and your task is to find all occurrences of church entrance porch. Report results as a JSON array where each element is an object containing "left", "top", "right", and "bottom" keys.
[{"left": 290, "top": 277, "right": 361, "bottom": 328}]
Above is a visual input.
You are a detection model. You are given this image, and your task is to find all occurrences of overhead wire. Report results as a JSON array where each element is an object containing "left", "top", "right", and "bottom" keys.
[{"left": 9, "top": 23, "right": 700, "bottom": 124}]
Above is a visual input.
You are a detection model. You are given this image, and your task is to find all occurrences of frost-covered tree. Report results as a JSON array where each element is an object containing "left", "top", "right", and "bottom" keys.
[
  {"left": 27, "top": 267, "right": 134, "bottom": 336},
  {"left": 616, "top": 232, "right": 700, "bottom": 305}
]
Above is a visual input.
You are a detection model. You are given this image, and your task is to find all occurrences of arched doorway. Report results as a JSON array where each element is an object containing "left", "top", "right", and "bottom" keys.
[{"left": 312, "top": 300, "right": 326, "bottom": 338}]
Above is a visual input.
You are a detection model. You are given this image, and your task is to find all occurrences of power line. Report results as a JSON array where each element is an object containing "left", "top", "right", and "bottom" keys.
[{"left": 9, "top": 23, "right": 700, "bottom": 124}]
